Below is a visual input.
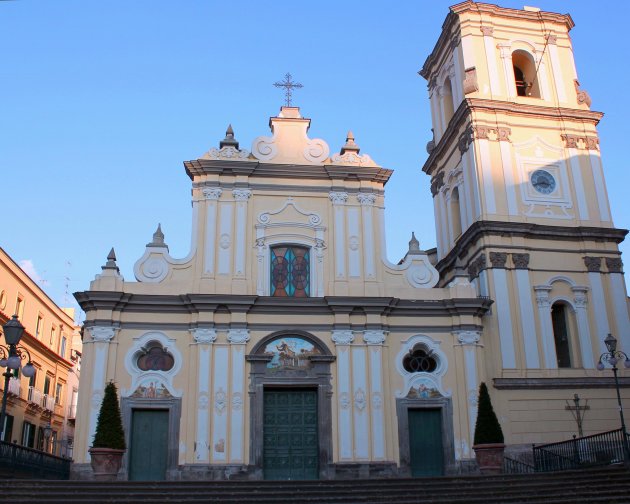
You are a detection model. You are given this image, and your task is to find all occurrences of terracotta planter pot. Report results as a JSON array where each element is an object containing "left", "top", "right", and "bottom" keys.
[
  {"left": 473, "top": 443, "right": 505, "bottom": 475},
  {"left": 89, "top": 447, "right": 125, "bottom": 481}
]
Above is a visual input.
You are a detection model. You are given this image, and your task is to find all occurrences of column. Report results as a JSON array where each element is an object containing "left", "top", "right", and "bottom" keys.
[
  {"left": 498, "top": 129, "right": 518, "bottom": 216},
  {"left": 351, "top": 344, "right": 369, "bottom": 460},
  {"left": 490, "top": 253, "right": 516, "bottom": 369},
  {"left": 585, "top": 257, "right": 610, "bottom": 355},
  {"left": 85, "top": 326, "right": 116, "bottom": 459},
  {"left": 498, "top": 43, "right": 516, "bottom": 99},
  {"left": 202, "top": 188, "right": 222, "bottom": 274},
  {"left": 480, "top": 26, "right": 501, "bottom": 96},
  {"left": 476, "top": 134, "right": 497, "bottom": 215},
  {"left": 546, "top": 34, "right": 567, "bottom": 103},
  {"left": 329, "top": 192, "right": 348, "bottom": 279},
  {"left": 566, "top": 147, "right": 589, "bottom": 220},
  {"left": 192, "top": 328, "right": 217, "bottom": 462},
  {"left": 228, "top": 329, "right": 249, "bottom": 463},
  {"left": 606, "top": 258, "right": 630, "bottom": 352},
  {"left": 512, "top": 254, "right": 540, "bottom": 368},
  {"left": 211, "top": 341, "right": 229, "bottom": 462},
  {"left": 358, "top": 193, "right": 377, "bottom": 280},
  {"left": 332, "top": 330, "right": 354, "bottom": 461},
  {"left": 347, "top": 206, "right": 361, "bottom": 278},
  {"left": 217, "top": 195, "right": 234, "bottom": 275},
  {"left": 455, "top": 330, "right": 481, "bottom": 443},
  {"left": 534, "top": 286, "right": 557, "bottom": 369},
  {"left": 232, "top": 189, "right": 252, "bottom": 277},
  {"left": 571, "top": 287, "right": 594, "bottom": 369},
  {"left": 364, "top": 330, "right": 386, "bottom": 460},
  {"left": 588, "top": 151, "right": 612, "bottom": 223}
]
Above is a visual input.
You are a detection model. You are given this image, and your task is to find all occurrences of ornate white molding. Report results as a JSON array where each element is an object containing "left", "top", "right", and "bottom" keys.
[
  {"left": 363, "top": 330, "right": 386, "bottom": 346},
  {"left": 227, "top": 329, "right": 250, "bottom": 345},
  {"left": 87, "top": 326, "right": 117, "bottom": 342},
  {"left": 339, "top": 392, "right": 351, "bottom": 410},
  {"left": 191, "top": 328, "right": 217, "bottom": 344},
  {"left": 331, "top": 152, "right": 377, "bottom": 167},
  {"left": 214, "top": 388, "right": 227, "bottom": 414},
  {"left": 572, "top": 286, "right": 589, "bottom": 308},
  {"left": 258, "top": 197, "right": 322, "bottom": 226},
  {"left": 455, "top": 330, "right": 481, "bottom": 346},
  {"left": 201, "top": 146, "right": 250, "bottom": 161},
  {"left": 232, "top": 392, "right": 243, "bottom": 411},
  {"left": 303, "top": 138, "right": 330, "bottom": 163},
  {"left": 122, "top": 331, "right": 183, "bottom": 398},
  {"left": 329, "top": 192, "right": 348, "bottom": 206},
  {"left": 395, "top": 334, "right": 450, "bottom": 398},
  {"left": 331, "top": 330, "right": 354, "bottom": 346},
  {"left": 357, "top": 193, "right": 377, "bottom": 206},
  {"left": 354, "top": 388, "right": 367, "bottom": 411},
  {"left": 534, "top": 285, "right": 553, "bottom": 308},
  {"left": 202, "top": 187, "right": 223, "bottom": 200},
  {"left": 232, "top": 189, "right": 252, "bottom": 201}
]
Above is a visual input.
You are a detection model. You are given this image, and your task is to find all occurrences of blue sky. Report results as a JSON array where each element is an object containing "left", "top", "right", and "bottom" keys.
[{"left": 1, "top": 1, "right": 628, "bottom": 320}]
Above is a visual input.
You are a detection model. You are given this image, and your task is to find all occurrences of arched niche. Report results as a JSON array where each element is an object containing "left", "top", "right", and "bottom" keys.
[{"left": 246, "top": 330, "right": 335, "bottom": 479}]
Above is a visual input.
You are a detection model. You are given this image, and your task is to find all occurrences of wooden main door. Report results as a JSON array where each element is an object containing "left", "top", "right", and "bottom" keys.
[
  {"left": 408, "top": 409, "right": 444, "bottom": 476},
  {"left": 129, "top": 409, "right": 169, "bottom": 481},
  {"left": 263, "top": 389, "right": 318, "bottom": 480}
]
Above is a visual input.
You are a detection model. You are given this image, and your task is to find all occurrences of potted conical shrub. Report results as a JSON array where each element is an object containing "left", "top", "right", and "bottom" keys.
[
  {"left": 89, "top": 381, "right": 126, "bottom": 480},
  {"left": 472, "top": 382, "right": 505, "bottom": 474}
]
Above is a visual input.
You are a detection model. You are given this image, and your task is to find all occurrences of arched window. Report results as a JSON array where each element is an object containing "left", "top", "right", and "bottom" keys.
[
  {"left": 450, "top": 187, "right": 462, "bottom": 239},
  {"left": 551, "top": 302, "right": 572, "bottom": 368},
  {"left": 270, "top": 245, "right": 310, "bottom": 297},
  {"left": 442, "top": 78, "right": 455, "bottom": 126},
  {"left": 512, "top": 50, "right": 541, "bottom": 98}
]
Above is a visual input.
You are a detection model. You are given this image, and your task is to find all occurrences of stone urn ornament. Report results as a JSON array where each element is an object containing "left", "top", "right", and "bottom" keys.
[
  {"left": 472, "top": 382, "right": 505, "bottom": 474},
  {"left": 89, "top": 381, "right": 126, "bottom": 480}
]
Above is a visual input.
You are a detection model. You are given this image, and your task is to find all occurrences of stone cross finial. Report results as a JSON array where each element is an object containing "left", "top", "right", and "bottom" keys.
[
  {"left": 273, "top": 73, "right": 303, "bottom": 107},
  {"left": 219, "top": 124, "right": 239, "bottom": 149}
]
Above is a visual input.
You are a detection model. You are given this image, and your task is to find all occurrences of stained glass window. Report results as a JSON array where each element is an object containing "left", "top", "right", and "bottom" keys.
[{"left": 270, "top": 246, "right": 310, "bottom": 297}]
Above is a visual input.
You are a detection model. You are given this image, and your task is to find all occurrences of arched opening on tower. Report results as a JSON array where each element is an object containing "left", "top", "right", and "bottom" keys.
[
  {"left": 551, "top": 302, "right": 573, "bottom": 368},
  {"left": 450, "top": 187, "right": 462, "bottom": 239},
  {"left": 441, "top": 78, "right": 455, "bottom": 127},
  {"left": 512, "top": 50, "right": 541, "bottom": 98}
]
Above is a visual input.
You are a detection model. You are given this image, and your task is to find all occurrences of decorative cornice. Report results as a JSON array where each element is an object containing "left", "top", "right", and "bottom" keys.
[
  {"left": 494, "top": 377, "right": 630, "bottom": 390},
  {"left": 479, "top": 26, "right": 494, "bottom": 37},
  {"left": 584, "top": 256, "right": 602, "bottom": 273},
  {"left": 561, "top": 134, "right": 599, "bottom": 150},
  {"left": 435, "top": 220, "right": 627, "bottom": 276},
  {"left": 331, "top": 330, "right": 354, "bottom": 346},
  {"left": 544, "top": 33, "right": 558, "bottom": 45},
  {"left": 489, "top": 252, "right": 508, "bottom": 269},
  {"left": 605, "top": 257, "right": 623, "bottom": 274},
  {"left": 467, "top": 254, "right": 486, "bottom": 280},
  {"left": 511, "top": 253, "right": 530, "bottom": 269}
]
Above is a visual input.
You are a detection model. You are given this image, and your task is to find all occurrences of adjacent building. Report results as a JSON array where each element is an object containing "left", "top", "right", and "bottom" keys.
[
  {"left": 73, "top": 2, "right": 629, "bottom": 480},
  {"left": 0, "top": 247, "right": 81, "bottom": 457}
]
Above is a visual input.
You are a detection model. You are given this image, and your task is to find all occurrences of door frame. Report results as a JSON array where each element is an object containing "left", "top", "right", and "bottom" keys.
[
  {"left": 121, "top": 396, "right": 181, "bottom": 480},
  {"left": 396, "top": 396, "right": 455, "bottom": 476},
  {"left": 247, "top": 330, "right": 335, "bottom": 480}
]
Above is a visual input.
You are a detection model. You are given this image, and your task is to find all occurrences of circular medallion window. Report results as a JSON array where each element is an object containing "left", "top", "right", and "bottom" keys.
[
  {"left": 0, "top": 290, "right": 6, "bottom": 310},
  {"left": 531, "top": 169, "right": 556, "bottom": 195},
  {"left": 403, "top": 346, "right": 437, "bottom": 373}
]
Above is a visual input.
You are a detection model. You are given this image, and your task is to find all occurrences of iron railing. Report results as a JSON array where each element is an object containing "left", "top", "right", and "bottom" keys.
[
  {"left": 7, "top": 376, "right": 20, "bottom": 396},
  {"left": 28, "top": 385, "right": 42, "bottom": 405},
  {"left": 43, "top": 394, "right": 55, "bottom": 411},
  {"left": 533, "top": 428, "right": 629, "bottom": 472},
  {"left": 503, "top": 456, "right": 535, "bottom": 474},
  {"left": 0, "top": 441, "right": 71, "bottom": 479}
]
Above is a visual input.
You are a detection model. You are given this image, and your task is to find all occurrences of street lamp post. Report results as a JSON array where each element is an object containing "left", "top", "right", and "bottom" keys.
[
  {"left": 0, "top": 315, "right": 36, "bottom": 442},
  {"left": 597, "top": 333, "right": 630, "bottom": 463}
]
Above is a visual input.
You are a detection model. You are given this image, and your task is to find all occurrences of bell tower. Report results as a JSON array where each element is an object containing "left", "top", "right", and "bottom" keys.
[{"left": 420, "top": 2, "right": 629, "bottom": 377}]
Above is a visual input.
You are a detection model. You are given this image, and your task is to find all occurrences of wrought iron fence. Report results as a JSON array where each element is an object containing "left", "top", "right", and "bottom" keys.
[
  {"left": 503, "top": 456, "right": 535, "bottom": 474},
  {"left": 533, "top": 428, "right": 629, "bottom": 472},
  {"left": 0, "top": 440, "right": 71, "bottom": 479}
]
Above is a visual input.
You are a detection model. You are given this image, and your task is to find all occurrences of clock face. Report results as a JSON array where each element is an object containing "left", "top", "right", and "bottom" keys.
[{"left": 531, "top": 169, "right": 556, "bottom": 195}]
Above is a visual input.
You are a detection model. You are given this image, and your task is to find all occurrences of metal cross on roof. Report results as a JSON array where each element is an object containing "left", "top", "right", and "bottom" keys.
[{"left": 273, "top": 73, "right": 303, "bottom": 107}]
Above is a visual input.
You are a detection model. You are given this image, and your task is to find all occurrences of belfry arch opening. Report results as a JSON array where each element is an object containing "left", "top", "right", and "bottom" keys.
[
  {"left": 551, "top": 302, "right": 573, "bottom": 368},
  {"left": 512, "top": 50, "right": 541, "bottom": 98},
  {"left": 441, "top": 78, "right": 455, "bottom": 127}
]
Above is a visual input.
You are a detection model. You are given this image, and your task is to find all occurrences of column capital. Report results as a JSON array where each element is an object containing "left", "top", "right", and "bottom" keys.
[
  {"left": 191, "top": 328, "right": 217, "bottom": 344},
  {"left": 363, "top": 330, "right": 386, "bottom": 346},
  {"left": 331, "top": 330, "right": 354, "bottom": 346},
  {"left": 232, "top": 188, "right": 252, "bottom": 201},
  {"left": 87, "top": 326, "right": 117, "bottom": 342},
  {"left": 203, "top": 187, "right": 223, "bottom": 200},
  {"left": 329, "top": 191, "right": 348, "bottom": 206},
  {"left": 454, "top": 330, "right": 481, "bottom": 346},
  {"left": 228, "top": 329, "right": 250, "bottom": 345}
]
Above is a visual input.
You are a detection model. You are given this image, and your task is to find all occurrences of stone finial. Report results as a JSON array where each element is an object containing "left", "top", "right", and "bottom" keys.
[
  {"left": 408, "top": 232, "right": 421, "bottom": 255},
  {"left": 147, "top": 224, "right": 168, "bottom": 249},
  {"left": 219, "top": 124, "right": 239, "bottom": 149},
  {"left": 340, "top": 131, "right": 360, "bottom": 155},
  {"left": 102, "top": 248, "right": 119, "bottom": 272},
  {"left": 426, "top": 128, "right": 436, "bottom": 154}
]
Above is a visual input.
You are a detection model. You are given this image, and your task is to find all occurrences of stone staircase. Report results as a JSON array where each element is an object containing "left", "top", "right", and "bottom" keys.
[{"left": 0, "top": 466, "right": 629, "bottom": 503}]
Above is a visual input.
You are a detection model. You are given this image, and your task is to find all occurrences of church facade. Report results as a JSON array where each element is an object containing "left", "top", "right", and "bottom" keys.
[{"left": 73, "top": 2, "right": 630, "bottom": 480}]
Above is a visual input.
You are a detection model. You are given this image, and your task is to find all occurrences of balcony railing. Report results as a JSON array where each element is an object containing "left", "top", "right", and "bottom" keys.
[
  {"left": 7, "top": 377, "right": 21, "bottom": 397},
  {"left": 28, "top": 386, "right": 42, "bottom": 406},
  {"left": 533, "top": 428, "right": 629, "bottom": 472},
  {"left": 0, "top": 441, "right": 70, "bottom": 479},
  {"left": 43, "top": 394, "right": 55, "bottom": 412}
]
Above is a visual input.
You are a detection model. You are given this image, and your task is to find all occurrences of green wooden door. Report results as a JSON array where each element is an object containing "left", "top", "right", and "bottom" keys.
[
  {"left": 263, "top": 389, "right": 318, "bottom": 480},
  {"left": 408, "top": 409, "right": 444, "bottom": 476},
  {"left": 129, "top": 409, "right": 169, "bottom": 481}
]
